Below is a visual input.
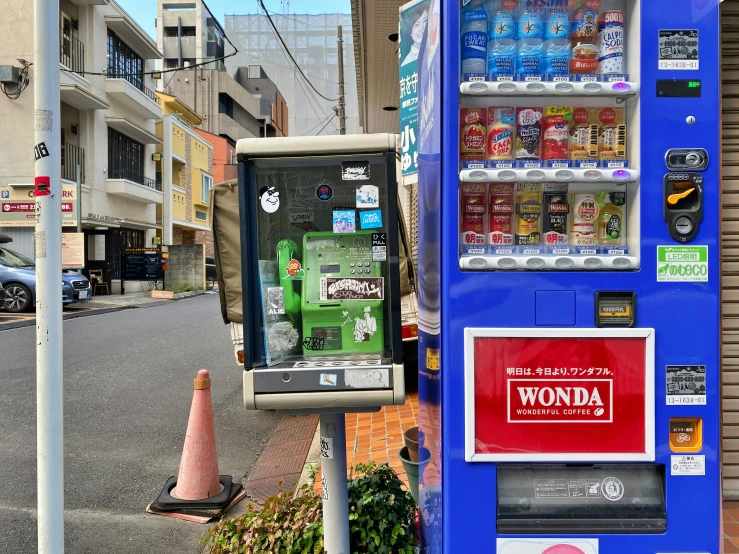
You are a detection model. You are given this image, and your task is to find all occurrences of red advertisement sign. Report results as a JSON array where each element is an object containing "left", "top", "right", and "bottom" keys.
[
  {"left": 468, "top": 332, "right": 653, "bottom": 460},
  {"left": 2, "top": 202, "right": 34, "bottom": 213}
]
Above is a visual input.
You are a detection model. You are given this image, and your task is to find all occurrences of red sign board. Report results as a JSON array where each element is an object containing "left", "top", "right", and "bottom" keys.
[
  {"left": 2, "top": 202, "right": 34, "bottom": 213},
  {"left": 467, "top": 330, "right": 654, "bottom": 461}
]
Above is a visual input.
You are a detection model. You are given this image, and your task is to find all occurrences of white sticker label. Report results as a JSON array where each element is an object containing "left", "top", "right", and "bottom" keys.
[
  {"left": 320, "top": 436, "right": 333, "bottom": 459},
  {"left": 35, "top": 230, "right": 46, "bottom": 259},
  {"left": 356, "top": 185, "right": 379, "bottom": 208},
  {"left": 671, "top": 455, "right": 705, "bottom": 475},
  {"left": 666, "top": 365, "right": 706, "bottom": 405}
]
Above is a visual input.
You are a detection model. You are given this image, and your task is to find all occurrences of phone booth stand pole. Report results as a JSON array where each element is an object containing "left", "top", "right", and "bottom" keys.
[{"left": 320, "top": 413, "right": 350, "bottom": 554}]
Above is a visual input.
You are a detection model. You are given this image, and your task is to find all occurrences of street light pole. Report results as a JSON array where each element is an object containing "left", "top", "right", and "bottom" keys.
[
  {"left": 34, "top": 0, "right": 65, "bottom": 552},
  {"left": 337, "top": 26, "right": 346, "bottom": 135}
]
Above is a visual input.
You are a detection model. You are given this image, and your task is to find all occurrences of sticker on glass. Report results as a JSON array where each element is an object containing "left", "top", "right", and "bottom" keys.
[
  {"left": 316, "top": 183, "right": 333, "bottom": 201},
  {"left": 282, "top": 258, "right": 305, "bottom": 280},
  {"left": 496, "top": 538, "right": 599, "bottom": 554},
  {"left": 342, "top": 160, "right": 370, "bottom": 180},
  {"left": 259, "top": 186, "right": 280, "bottom": 213},
  {"left": 360, "top": 209, "right": 383, "bottom": 230},
  {"left": 666, "top": 365, "right": 706, "bottom": 405},
  {"left": 658, "top": 30, "right": 699, "bottom": 70},
  {"left": 288, "top": 211, "right": 319, "bottom": 231},
  {"left": 320, "top": 277, "right": 384, "bottom": 301},
  {"left": 353, "top": 307, "right": 378, "bottom": 342},
  {"left": 333, "top": 209, "right": 356, "bottom": 233},
  {"left": 601, "top": 476, "right": 624, "bottom": 501},
  {"left": 356, "top": 185, "right": 380, "bottom": 208},
  {"left": 266, "top": 287, "right": 285, "bottom": 315},
  {"left": 671, "top": 455, "right": 705, "bottom": 476},
  {"left": 372, "top": 232, "right": 387, "bottom": 262}
]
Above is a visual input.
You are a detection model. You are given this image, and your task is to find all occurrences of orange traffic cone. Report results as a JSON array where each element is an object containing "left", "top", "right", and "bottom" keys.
[
  {"left": 147, "top": 370, "right": 246, "bottom": 523},
  {"left": 172, "top": 369, "right": 221, "bottom": 500}
]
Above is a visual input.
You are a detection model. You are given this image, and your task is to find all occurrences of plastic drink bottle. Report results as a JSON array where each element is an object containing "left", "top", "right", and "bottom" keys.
[
  {"left": 543, "top": 12, "right": 571, "bottom": 75},
  {"left": 517, "top": 10, "right": 543, "bottom": 75},
  {"left": 488, "top": 6, "right": 516, "bottom": 75},
  {"left": 461, "top": 0, "right": 489, "bottom": 75}
]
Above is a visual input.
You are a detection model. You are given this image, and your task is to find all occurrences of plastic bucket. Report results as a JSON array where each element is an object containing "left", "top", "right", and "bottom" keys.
[{"left": 399, "top": 446, "right": 431, "bottom": 503}]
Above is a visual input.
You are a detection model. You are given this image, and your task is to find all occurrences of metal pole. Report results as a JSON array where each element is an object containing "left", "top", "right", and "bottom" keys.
[
  {"left": 76, "top": 164, "right": 81, "bottom": 233},
  {"left": 337, "top": 26, "right": 346, "bottom": 136},
  {"left": 320, "top": 413, "right": 350, "bottom": 554},
  {"left": 34, "top": 0, "right": 64, "bottom": 552}
]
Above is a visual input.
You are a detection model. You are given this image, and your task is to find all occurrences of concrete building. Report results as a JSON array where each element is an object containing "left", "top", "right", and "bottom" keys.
[
  {"left": 0, "top": 0, "right": 163, "bottom": 294},
  {"left": 156, "top": 0, "right": 286, "bottom": 144},
  {"left": 224, "top": 13, "right": 359, "bottom": 136},
  {"left": 193, "top": 129, "right": 237, "bottom": 184},
  {"left": 156, "top": 0, "right": 225, "bottom": 72},
  {"left": 155, "top": 92, "right": 213, "bottom": 250}
]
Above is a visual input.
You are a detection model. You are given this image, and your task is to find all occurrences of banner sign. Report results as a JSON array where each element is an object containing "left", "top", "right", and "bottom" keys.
[
  {"left": 0, "top": 184, "right": 78, "bottom": 227},
  {"left": 464, "top": 329, "right": 655, "bottom": 462},
  {"left": 398, "top": 0, "right": 430, "bottom": 176},
  {"left": 62, "top": 232, "right": 85, "bottom": 268}
]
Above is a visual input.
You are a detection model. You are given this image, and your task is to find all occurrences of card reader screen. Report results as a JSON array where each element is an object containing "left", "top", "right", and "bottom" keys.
[{"left": 320, "top": 264, "right": 341, "bottom": 274}]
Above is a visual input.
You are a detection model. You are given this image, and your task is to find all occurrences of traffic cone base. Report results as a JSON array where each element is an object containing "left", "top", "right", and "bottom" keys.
[{"left": 148, "top": 370, "right": 245, "bottom": 522}]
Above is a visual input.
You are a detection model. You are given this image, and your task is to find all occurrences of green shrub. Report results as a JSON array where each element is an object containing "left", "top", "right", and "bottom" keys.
[
  {"left": 200, "top": 485, "right": 324, "bottom": 554},
  {"left": 347, "top": 462, "right": 416, "bottom": 554},
  {"left": 165, "top": 281, "right": 201, "bottom": 294},
  {"left": 200, "top": 463, "right": 416, "bottom": 554}
]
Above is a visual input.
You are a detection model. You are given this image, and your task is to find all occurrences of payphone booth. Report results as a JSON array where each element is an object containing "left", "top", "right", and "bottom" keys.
[{"left": 416, "top": 0, "right": 721, "bottom": 552}]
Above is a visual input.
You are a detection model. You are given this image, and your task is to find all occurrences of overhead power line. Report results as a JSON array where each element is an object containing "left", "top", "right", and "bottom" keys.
[
  {"left": 315, "top": 113, "right": 337, "bottom": 136},
  {"left": 256, "top": 0, "right": 339, "bottom": 103}
]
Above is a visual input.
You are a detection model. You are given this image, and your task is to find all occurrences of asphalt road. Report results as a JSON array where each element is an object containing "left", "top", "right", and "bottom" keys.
[{"left": 0, "top": 294, "right": 281, "bottom": 553}]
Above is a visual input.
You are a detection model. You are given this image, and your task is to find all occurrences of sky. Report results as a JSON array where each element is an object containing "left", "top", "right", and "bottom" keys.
[{"left": 117, "top": 0, "right": 351, "bottom": 41}]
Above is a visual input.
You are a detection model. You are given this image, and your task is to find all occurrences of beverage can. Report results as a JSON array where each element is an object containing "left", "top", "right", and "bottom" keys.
[
  {"left": 570, "top": 193, "right": 598, "bottom": 246},
  {"left": 488, "top": 184, "right": 514, "bottom": 246},
  {"left": 543, "top": 184, "right": 570, "bottom": 246},
  {"left": 460, "top": 108, "right": 487, "bottom": 160},
  {"left": 598, "top": 11, "right": 624, "bottom": 74},
  {"left": 515, "top": 107, "right": 543, "bottom": 160},
  {"left": 515, "top": 183, "right": 542, "bottom": 246},
  {"left": 461, "top": 183, "right": 487, "bottom": 249}
]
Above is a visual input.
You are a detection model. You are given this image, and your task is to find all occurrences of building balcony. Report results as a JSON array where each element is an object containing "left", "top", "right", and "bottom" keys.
[
  {"left": 106, "top": 117, "right": 162, "bottom": 145},
  {"left": 70, "top": 0, "right": 107, "bottom": 5},
  {"left": 104, "top": 73, "right": 163, "bottom": 120},
  {"left": 60, "top": 29, "right": 85, "bottom": 76},
  {"left": 104, "top": 14, "right": 161, "bottom": 60},
  {"left": 61, "top": 143, "right": 85, "bottom": 184},
  {"left": 106, "top": 168, "right": 163, "bottom": 205}
]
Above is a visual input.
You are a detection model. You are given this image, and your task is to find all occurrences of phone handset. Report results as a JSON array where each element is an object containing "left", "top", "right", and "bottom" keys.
[{"left": 276, "top": 239, "right": 301, "bottom": 315}]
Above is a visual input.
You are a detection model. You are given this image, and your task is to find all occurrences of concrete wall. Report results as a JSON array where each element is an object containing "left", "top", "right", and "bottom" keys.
[{"left": 166, "top": 243, "right": 205, "bottom": 290}]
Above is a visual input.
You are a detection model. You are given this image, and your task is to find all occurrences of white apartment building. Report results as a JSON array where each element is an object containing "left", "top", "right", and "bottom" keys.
[{"left": 0, "top": 0, "right": 162, "bottom": 293}]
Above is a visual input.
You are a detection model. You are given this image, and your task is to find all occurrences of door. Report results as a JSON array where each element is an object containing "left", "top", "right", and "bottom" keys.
[{"left": 61, "top": 14, "right": 72, "bottom": 67}]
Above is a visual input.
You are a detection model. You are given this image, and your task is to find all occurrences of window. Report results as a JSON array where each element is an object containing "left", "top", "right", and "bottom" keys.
[
  {"left": 163, "top": 26, "right": 178, "bottom": 37},
  {"left": 108, "top": 128, "right": 145, "bottom": 185},
  {"left": 164, "top": 58, "right": 178, "bottom": 69},
  {"left": 218, "top": 93, "right": 234, "bottom": 118},
  {"left": 201, "top": 174, "right": 213, "bottom": 204},
  {"left": 195, "top": 210, "right": 207, "bottom": 221},
  {"left": 110, "top": 228, "right": 145, "bottom": 278},
  {"left": 181, "top": 26, "right": 196, "bottom": 37},
  {"left": 107, "top": 30, "right": 144, "bottom": 91}
]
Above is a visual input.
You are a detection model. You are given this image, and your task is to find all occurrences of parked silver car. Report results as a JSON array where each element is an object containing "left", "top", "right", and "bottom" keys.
[{"left": 0, "top": 235, "right": 91, "bottom": 313}]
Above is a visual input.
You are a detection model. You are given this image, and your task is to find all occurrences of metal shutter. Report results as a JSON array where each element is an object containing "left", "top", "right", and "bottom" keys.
[{"left": 723, "top": 1, "right": 739, "bottom": 499}]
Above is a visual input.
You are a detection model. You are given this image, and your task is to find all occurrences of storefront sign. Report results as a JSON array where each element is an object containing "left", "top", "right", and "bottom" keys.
[
  {"left": 465, "top": 329, "right": 655, "bottom": 462},
  {"left": 0, "top": 183, "right": 78, "bottom": 227}
]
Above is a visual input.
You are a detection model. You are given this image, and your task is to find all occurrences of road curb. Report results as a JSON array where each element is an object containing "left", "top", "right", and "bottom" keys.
[{"left": 0, "top": 307, "right": 123, "bottom": 332}]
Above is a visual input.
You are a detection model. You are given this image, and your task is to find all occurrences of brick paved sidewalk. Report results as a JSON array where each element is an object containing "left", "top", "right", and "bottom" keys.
[{"left": 314, "top": 391, "right": 418, "bottom": 494}]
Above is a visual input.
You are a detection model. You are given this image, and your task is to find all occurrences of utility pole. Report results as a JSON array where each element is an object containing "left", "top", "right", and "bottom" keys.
[
  {"left": 337, "top": 26, "right": 346, "bottom": 135},
  {"left": 35, "top": 0, "right": 64, "bottom": 552}
]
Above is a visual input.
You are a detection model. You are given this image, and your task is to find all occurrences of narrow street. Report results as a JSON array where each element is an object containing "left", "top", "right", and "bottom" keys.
[{"left": 0, "top": 294, "right": 281, "bottom": 553}]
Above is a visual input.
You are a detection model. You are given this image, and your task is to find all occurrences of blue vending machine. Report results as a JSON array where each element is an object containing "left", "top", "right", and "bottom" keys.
[{"left": 416, "top": 0, "right": 721, "bottom": 552}]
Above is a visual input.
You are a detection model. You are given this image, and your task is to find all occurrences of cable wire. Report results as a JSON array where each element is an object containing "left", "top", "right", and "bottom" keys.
[
  {"left": 314, "top": 113, "right": 337, "bottom": 136},
  {"left": 256, "top": 0, "right": 339, "bottom": 102},
  {"left": 1, "top": 59, "right": 31, "bottom": 100},
  {"left": 302, "top": 113, "right": 336, "bottom": 136}
]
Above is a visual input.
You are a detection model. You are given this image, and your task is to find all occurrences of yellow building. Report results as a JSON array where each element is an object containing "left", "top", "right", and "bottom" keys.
[{"left": 155, "top": 92, "right": 214, "bottom": 252}]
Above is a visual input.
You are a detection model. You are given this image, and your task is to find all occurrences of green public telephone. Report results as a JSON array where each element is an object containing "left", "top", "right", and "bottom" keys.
[{"left": 276, "top": 231, "right": 384, "bottom": 356}]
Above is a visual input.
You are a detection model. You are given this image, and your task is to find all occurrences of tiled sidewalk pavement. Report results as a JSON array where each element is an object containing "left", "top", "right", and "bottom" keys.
[
  {"left": 725, "top": 503, "right": 739, "bottom": 551},
  {"left": 314, "top": 391, "right": 419, "bottom": 494}
]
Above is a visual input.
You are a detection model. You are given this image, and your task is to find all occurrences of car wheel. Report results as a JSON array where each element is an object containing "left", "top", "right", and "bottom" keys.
[{"left": 4, "top": 283, "right": 32, "bottom": 313}]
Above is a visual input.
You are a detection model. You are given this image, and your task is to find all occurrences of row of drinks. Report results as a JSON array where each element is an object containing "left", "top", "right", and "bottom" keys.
[
  {"left": 461, "top": 0, "right": 625, "bottom": 79},
  {"left": 460, "top": 182, "right": 627, "bottom": 253},
  {"left": 460, "top": 106, "right": 627, "bottom": 167}
]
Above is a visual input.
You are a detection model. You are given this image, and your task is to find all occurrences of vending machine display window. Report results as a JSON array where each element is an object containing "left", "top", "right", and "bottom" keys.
[{"left": 458, "top": 0, "right": 641, "bottom": 271}]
